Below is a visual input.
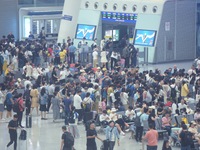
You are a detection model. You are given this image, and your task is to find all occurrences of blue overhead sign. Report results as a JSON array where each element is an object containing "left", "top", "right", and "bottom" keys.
[{"left": 62, "top": 15, "right": 73, "bottom": 21}]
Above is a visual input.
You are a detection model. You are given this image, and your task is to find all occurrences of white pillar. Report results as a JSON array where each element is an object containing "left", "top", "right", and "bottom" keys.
[{"left": 57, "top": 0, "right": 82, "bottom": 43}]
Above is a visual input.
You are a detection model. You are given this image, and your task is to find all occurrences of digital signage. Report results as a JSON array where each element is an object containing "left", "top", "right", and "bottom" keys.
[{"left": 134, "top": 29, "right": 157, "bottom": 47}]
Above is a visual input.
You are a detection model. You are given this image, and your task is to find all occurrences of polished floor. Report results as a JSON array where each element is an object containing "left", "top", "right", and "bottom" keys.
[
  {"left": 0, "top": 61, "right": 192, "bottom": 150},
  {"left": 0, "top": 110, "right": 180, "bottom": 150}
]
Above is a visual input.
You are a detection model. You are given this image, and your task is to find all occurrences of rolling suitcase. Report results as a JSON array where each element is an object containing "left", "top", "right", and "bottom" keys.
[{"left": 26, "top": 115, "right": 32, "bottom": 128}]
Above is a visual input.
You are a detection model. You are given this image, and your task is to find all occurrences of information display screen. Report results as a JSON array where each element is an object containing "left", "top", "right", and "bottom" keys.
[
  {"left": 75, "top": 24, "right": 96, "bottom": 40},
  {"left": 134, "top": 29, "right": 157, "bottom": 47},
  {"left": 102, "top": 11, "right": 137, "bottom": 24}
]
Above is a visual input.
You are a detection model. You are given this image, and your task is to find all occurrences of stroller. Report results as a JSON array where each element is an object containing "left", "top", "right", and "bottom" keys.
[
  {"left": 171, "top": 132, "right": 181, "bottom": 147},
  {"left": 100, "top": 140, "right": 109, "bottom": 150}
]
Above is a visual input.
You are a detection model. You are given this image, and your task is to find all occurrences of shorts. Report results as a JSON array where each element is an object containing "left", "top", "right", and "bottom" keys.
[
  {"left": 40, "top": 104, "right": 47, "bottom": 112},
  {"left": 6, "top": 105, "right": 12, "bottom": 112},
  {"left": 0, "top": 104, "right": 4, "bottom": 112}
]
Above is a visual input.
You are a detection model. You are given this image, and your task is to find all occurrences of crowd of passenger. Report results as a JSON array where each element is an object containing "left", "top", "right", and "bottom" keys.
[{"left": 1, "top": 32, "right": 200, "bottom": 150}]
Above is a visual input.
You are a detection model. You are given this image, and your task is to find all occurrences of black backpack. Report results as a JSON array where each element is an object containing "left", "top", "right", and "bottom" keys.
[
  {"left": 69, "top": 111, "right": 78, "bottom": 124},
  {"left": 19, "top": 130, "right": 27, "bottom": 140},
  {"left": 134, "top": 112, "right": 142, "bottom": 127},
  {"left": 64, "top": 132, "right": 74, "bottom": 147},
  {"left": 185, "top": 131, "right": 194, "bottom": 146},
  {"left": 13, "top": 99, "right": 20, "bottom": 113}
]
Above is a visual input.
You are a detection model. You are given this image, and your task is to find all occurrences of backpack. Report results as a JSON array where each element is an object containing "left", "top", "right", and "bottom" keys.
[
  {"left": 19, "top": 130, "right": 27, "bottom": 140},
  {"left": 13, "top": 99, "right": 20, "bottom": 113},
  {"left": 69, "top": 111, "right": 78, "bottom": 124},
  {"left": 170, "top": 86, "right": 176, "bottom": 99},
  {"left": 185, "top": 131, "right": 194, "bottom": 145},
  {"left": 64, "top": 131, "right": 74, "bottom": 147},
  {"left": 134, "top": 112, "right": 142, "bottom": 127},
  {"left": 90, "top": 91, "right": 96, "bottom": 102}
]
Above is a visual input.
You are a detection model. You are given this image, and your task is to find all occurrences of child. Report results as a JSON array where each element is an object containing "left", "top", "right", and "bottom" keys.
[{"left": 68, "top": 106, "right": 80, "bottom": 139}]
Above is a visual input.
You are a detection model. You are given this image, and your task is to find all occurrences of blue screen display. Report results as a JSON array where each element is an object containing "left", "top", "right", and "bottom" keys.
[
  {"left": 75, "top": 24, "right": 96, "bottom": 40},
  {"left": 102, "top": 12, "right": 137, "bottom": 24},
  {"left": 134, "top": 29, "right": 157, "bottom": 47}
]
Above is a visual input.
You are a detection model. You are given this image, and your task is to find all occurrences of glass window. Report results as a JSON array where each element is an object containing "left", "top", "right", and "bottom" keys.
[{"left": 24, "top": 17, "right": 31, "bottom": 37}]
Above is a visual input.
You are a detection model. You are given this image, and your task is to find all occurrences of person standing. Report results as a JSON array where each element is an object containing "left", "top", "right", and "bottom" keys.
[
  {"left": 86, "top": 122, "right": 102, "bottom": 150},
  {"left": 142, "top": 123, "right": 158, "bottom": 150},
  {"left": 73, "top": 90, "right": 83, "bottom": 123},
  {"left": 16, "top": 93, "right": 25, "bottom": 128},
  {"left": 92, "top": 45, "right": 98, "bottom": 68},
  {"left": 69, "top": 42, "right": 76, "bottom": 64},
  {"left": 179, "top": 124, "right": 193, "bottom": 150},
  {"left": 63, "top": 93, "right": 72, "bottom": 125},
  {"left": 39, "top": 87, "right": 48, "bottom": 120},
  {"left": 51, "top": 94, "right": 60, "bottom": 122},
  {"left": 60, "top": 126, "right": 74, "bottom": 150},
  {"left": 30, "top": 85, "right": 39, "bottom": 116},
  {"left": 24, "top": 84, "right": 31, "bottom": 116},
  {"left": 105, "top": 120, "right": 120, "bottom": 150},
  {"left": 5, "top": 88, "right": 14, "bottom": 119},
  {"left": 68, "top": 106, "right": 80, "bottom": 139},
  {"left": 7, "top": 114, "right": 18, "bottom": 150},
  {"left": 0, "top": 85, "right": 5, "bottom": 121}
]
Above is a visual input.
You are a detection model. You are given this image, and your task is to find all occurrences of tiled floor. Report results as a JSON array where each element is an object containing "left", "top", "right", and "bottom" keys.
[{"left": 0, "top": 61, "right": 192, "bottom": 150}]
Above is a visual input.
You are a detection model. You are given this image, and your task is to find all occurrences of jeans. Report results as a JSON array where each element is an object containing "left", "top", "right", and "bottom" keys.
[
  {"left": 135, "top": 126, "right": 143, "bottom": 142},
  {"left": 75, "top": 109, "right": 83, "bottom": 122},
  {"left": 147, "top": 145, "right": 157, "bottom": 150},
  {"left": 109, "top": 141, "right": 115, "bottom": 150},
  {"left": 65, "top": 111, "right": 70, "bottom": 125},
  {"left": 7, "top": 132, "right": 17, "bottom": 150},
  {"left": 164, "top": 126, "right": 171, "bottom": 136},
  {"left": 70, "top": 53, "right": 75, "bottom": 64},
  {"left": 181, "top": 146, "right": 191, "bottom": 150},
  {"left": 17, "top": 111, "right": 23, "bottom": 126}
]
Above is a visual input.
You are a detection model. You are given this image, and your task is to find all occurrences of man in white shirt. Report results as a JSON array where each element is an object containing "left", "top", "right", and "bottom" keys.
[
  {"left": 99, "top": 110, "right": 110, "bottom": 127},
  {"left": 92, "top": 46, "right": 98, "bottom": 68},
  {"left": 59, "top": 67, "right": 66, "bottom": 84},
  {"left": 178, "top": 99, "right": 187, "bottom": 112},
  {"left": 25, "top": 62, "right": 33, "bottom": 78},
  {"left": 73, "top": 90, "right": 83, "bottom": 123},
  {"left": 171, "top": 101, "right": 177, "bottom": 115},
  {"left": 24, "top": 77, "right": 32, "bottom": 90}
]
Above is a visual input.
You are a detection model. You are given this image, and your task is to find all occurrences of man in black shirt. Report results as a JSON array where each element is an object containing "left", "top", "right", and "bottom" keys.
[
  {"left": 7, "top": 114, "right": 18, "bottom": 150},
  {"left": 179, "top": 124, "right": 192, "bottom": 150},
  {"left": 86, "top": 122, "right": 102, "bottom": 150},
  {"left": 60, "top": 126, "right": 74, "bottom": 150}
]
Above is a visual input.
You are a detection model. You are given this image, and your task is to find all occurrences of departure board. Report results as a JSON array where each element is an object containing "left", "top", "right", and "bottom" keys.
[{"left": 102, "top": 11, "right": 137, "bottom": 24}]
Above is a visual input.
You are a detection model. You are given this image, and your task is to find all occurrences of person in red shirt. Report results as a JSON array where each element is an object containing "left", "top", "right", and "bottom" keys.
[
  {"left": 16, "top": 93, "right": 24, "bottom": 128},
  {"left": 143, "top": 123, "right": 158, "bottom": 150},
  {"left": 165, "top": 98, "right": 172, "bottom": 107}
]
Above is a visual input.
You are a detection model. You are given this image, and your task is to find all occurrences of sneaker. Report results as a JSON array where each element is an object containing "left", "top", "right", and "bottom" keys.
[
  {"left": 120, "top": 131, "right": 125, "bottom": 136},
  {"left": 125, "top": 129, "right": 130, "bottom": 132}
]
